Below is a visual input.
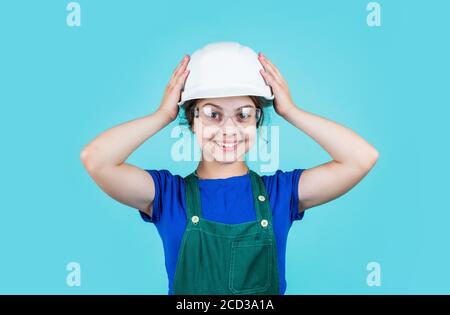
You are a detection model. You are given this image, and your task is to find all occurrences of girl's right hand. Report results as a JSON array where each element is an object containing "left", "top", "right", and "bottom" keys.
[{"left": 157, "top": 55, "right": 191, "bottom": 121}]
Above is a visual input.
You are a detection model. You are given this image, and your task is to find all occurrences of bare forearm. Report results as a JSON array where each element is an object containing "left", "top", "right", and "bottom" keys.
[
  {"left": 283, "top": 105, "right": 379, "bottom": 168},
  {"left": 81, "top": 109, "right": 174, "bottom": 171}
]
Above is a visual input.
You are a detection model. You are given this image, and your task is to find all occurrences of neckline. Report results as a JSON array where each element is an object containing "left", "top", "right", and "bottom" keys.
[
  {"left": 194, "top": 169, "right": 250, "bottom": 181},
  {"left": 184, "top": 169, "right": 269, "bottom": 223}
]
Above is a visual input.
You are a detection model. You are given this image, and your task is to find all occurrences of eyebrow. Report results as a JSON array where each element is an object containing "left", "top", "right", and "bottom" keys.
[{"left": 203, "top": 103, "right": 255, "bottom": 110}]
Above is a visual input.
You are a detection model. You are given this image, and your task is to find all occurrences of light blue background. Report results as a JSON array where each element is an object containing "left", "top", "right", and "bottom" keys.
[{"left": 0, "top": 0, "right": 448, "bottom": 294}]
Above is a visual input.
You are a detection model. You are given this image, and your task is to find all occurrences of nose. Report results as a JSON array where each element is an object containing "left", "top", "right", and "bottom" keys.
[
  {"left": 222, "top": 115, "right": 238, "bottom": 128},
  {"left": 217, "top": 124, "right": 239, "bottom": 144},
  {"left": 220, "top": 116, "right": 240, "bottom": 135}
]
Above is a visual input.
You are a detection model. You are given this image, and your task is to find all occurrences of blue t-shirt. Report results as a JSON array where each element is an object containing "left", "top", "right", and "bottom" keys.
[{"left": 138, "top": 168, "right": 305, "bottom": 295}]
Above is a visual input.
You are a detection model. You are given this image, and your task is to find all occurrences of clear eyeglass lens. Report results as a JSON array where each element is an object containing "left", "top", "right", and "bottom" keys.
[{"left": 195, "top": 105, "right": 261, "bottom": 126}]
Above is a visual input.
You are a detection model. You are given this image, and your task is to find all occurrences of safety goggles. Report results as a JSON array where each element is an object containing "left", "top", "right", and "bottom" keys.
[{"left": 194, "top": 104, "right": 261, "bottom": 127}]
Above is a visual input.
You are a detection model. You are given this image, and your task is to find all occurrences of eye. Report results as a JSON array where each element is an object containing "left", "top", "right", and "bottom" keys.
[
  {"left": 237, "top": 108, "right": 253, "bottom": 120},
  {"left": 203, "top": 106, "right": 222, "bottom": 120}
]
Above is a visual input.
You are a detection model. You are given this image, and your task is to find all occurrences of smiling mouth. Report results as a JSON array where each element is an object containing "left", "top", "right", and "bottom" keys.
[{"left": 213, "top": 140, "right": 244, "bottom": 151}]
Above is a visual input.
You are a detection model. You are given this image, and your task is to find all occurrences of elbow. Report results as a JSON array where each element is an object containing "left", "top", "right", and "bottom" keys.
[
  {"left": 360, "top": 147, "right": 379, "bottom": 171},
  {"left": 80, "top": 145, "right": 98, "bottom": 174},
  {"left": 369, "top": 147, "right": 380, "bottom": 165}
]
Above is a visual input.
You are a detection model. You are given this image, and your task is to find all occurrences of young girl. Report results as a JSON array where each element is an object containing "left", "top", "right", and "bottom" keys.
[{"left": 81, "top": 42, "right": 379, "bottom": 295}]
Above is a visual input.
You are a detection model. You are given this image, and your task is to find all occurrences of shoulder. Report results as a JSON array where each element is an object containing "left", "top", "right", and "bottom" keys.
[
  {"left": 145, "top": 169, "right": 185, "bottom": 186},
  {"left": 259, "top": 169, "right": 306, "bottom": 222},
  {"left": 145, "top": 168, "right": 187, "bottom": 199},
  {"left": 139, "top": 169, "right": 186, "bottom": 223},
  {"left": 260, "top": 169, "right": 305, "bottom": 189}
]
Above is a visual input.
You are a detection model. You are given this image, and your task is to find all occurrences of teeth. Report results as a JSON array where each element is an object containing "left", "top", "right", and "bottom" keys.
[{"left": 217, "top": 142, "right": 238, "bottom": 147}]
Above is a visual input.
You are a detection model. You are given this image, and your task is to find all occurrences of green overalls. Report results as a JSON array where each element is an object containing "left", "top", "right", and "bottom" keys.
[{"left": 173, "top": 169, "right": 280, "bottom": 295}]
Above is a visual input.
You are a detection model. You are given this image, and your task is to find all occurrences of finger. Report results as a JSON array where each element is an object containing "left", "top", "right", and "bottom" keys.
[
  {"left": 259, "top": 53, "right": 281, "bottom": 76},
  {"left": 259, "top": 69, "right": 278, "bottom": 90},
  {"left": 260, "top": 69, "right": 276, "bottom": 97},
  {"left": 176, "top": 69, "right": 190, "bottom": 89},
  {"left": 259, "top": 53, "right": 285, "bottom": 84},
  {"left": 173, "top": 56, "right": 189, "bottom": 78},
  {"left": 171, "top": 55, "right": 190, "bottom": 81},
  {"left": 262, "top": 59, "right": 281, "bottom": 82},
  {"left": 258, "top": 54, "right": 282, "bottom": 84}
]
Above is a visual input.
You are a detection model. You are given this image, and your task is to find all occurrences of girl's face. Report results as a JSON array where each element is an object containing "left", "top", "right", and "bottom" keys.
[{"left": 192, "top": 96, "right": 259, "bottom": 164}]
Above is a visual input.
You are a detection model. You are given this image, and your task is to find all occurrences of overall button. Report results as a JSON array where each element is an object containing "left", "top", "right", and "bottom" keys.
[
  {"left": 258, "top": 195, "right": 266, "bottom": 202},
  {"left": 191, "top": 215, "right": 199, "bottom": 224},
  {"left": 260, "top": 219, "right": 268, "bottom": 228}
]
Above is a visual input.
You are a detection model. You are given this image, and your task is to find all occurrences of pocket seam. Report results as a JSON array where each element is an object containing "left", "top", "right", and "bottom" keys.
[{"left": 229, "top": 240, "right": 272, "bottom": 294}]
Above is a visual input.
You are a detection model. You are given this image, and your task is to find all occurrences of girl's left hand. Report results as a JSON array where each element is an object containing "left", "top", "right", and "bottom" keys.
[{"left": 258, "top": 52, "right": 297, "bottom": 117}]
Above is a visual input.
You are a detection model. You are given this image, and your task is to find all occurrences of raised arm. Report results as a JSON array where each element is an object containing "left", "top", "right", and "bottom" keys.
[
  {"left": 258, "top": 52, "right": 379, "bottom": 213},
  {"left": 284, "top": 107, "right": 379, "bottom": 212},
  {"left": 80, "top": 55, "right": 191, "bottom": 216}
]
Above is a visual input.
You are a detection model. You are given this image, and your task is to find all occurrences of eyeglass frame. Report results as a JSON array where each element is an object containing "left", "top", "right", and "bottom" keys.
[{"left": 192, "top": 103, "right": 262, "bottom": 127}]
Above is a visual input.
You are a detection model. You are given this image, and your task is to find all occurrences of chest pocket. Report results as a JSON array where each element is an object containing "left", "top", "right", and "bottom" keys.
[{"left": 229, "top": 238, "right": 273, "bottom": 294}]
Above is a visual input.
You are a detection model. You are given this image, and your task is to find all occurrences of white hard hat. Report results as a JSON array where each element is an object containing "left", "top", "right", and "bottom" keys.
[{"left": 178, "top": 41, "right": 274, "bottom": 107}]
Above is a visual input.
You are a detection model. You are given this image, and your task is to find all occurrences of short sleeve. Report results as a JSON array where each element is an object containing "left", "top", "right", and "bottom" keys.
[
  {"left": 276, "top": 168, "right": 305, "bottom": 222},
  {"left": 138, "top": 169, "right": 175, "bottom": 224},
  {"left": 262, "top": 168, "right": 306, "bottom": 223},
  {"left": 291, "top": 169, "right": 306, "bottom": 222}
]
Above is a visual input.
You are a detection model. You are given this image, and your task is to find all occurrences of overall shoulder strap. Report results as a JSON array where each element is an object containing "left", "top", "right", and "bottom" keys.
[
  {"left": 183, "top": 172, "right": 202, "bottom": 218},
  {"left": 249, "top": 170, "right": 272, "bottom": 222}
]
